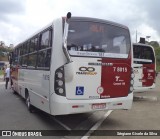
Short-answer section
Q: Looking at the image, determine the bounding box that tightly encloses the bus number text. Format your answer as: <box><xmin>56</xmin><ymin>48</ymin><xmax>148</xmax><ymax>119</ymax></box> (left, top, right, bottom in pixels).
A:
<box><xmin>113</xmin><ymin>67</ymin><xmax>127</xmax><ymax>72</ymax></box>
<box><xmin>43</xmin><ymin>74</ymin><xmax>49</xmax><ymax>80</ymax></box>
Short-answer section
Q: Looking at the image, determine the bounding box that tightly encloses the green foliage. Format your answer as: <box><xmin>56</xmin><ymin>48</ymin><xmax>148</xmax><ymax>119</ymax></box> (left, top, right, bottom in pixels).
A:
<box><xmin>0</xmin><ymin>70</ymin><xmax>3</xmax><ymax>75</ymax></box>
<box><xmin>0</xmin><ymin>46</ymin><xmax>12</xmax><ymax>61</ymax></box>
<box><xmin>149</xmin><ymin>41</ymin><xmax>160</xmax><ymax>48</ymax></box>
<box><xmin>153</xmin><ymin>46</ymin><xmax>160</xmax><ymax>72</ymax></box>
<box><xmin>157</xmin><ymin>65</ymin><xmax>160</xmax><ymax>72</ymax></box>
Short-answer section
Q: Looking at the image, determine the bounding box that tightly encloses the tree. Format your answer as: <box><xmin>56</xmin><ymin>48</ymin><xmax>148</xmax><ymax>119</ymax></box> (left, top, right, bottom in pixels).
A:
<box><xmin>0</xmin><ymin>41</ymin><xmax>13</xmax><ymax>61</ymax></box>
<box><xmin>0</xmin><ymin>41</ymin><xmax>6</xmax><ymax>48</ymax></box>
<box><xmin>154</xmin><ymin>46</ymin><xmax>160</xmax><ymax>72</ymax></box>
<box><xmin>149</xmin><ymin>41</ymin><xmax>160</xmax><ymax>48</ymax></box>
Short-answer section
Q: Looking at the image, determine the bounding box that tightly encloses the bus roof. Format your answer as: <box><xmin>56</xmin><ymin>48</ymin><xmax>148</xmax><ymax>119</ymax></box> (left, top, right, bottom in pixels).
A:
<box><xmin>14</xmin><ymin>16</ymin><xmax>129</xmax><ymax>49</ymax></box>
<box><xmin>14</xmin><ymin>22</ymin><xmax>53</xmax><ymax>49</ymax></box>
<box><xmin>68</xmin><ymin>17</ymin><xmax>129</xmax><ymax>30</ymax></box>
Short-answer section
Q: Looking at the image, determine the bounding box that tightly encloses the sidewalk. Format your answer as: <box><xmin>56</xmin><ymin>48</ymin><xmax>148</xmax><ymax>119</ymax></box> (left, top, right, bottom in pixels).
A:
<box><xmin>0</xmin><ymin>75</ymin><xmax>5</xmax><ymax>84</ymax></box>
<box><xmin>0</xmin><ymin>82</ymin><xmax>5</xmax><ymax>85</ymax></box>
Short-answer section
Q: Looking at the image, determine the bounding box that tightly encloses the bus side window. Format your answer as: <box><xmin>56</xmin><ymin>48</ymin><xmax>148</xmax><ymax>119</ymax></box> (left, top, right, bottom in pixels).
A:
<box><xmin>20</xmin><ymin>45</ymin><xmax>24</xmax><ymax>55</ymax></box>
<box><xmin>28</xmin><ymin>53</ymin><xmax>37</xmax><ymax>68</ymax></box>
<box><xmin>19</xmin><ymin>56</ymin><xmax>23</xmax><ymax>66</ymax></box>
<box><xmin>37</xmin><ymin>49</ymin><xmax>51</xmax><ymax>69</ymax></box>
<box><xmin>23</xmin><ymin>42</ymin><xmax>29</xmax><ymax>54</ymax></box>
<box><xmin>37</xmin><ymin>28</ymin><xmax>52</xmax><ymax>70</ymax></box>
<box><xmin>40</xmin><ymin>30</ymin><xmax>50</xmax><ymax>50</ymax></box>
<box><xmin>21</xmin><ymin>55</ymin><xmax>28</xmax><ymax>67</ymax></box>
<box><xmin>30</xmin><ymin>39</ymin><xmax>35</xmax><ymax>53</ymax></box>
<box><xmin>37</xmin><ymin>51</ymin><xmax>45</xmax><ymax>67</ymax></box>
<box><xmin>30</xmin><ymin>37</ymin><xmax>38</xmax><ymax>53</ymax></box>
<box><xmin>45</xmin><ymin>49</ymin><xmax>51</xmax><ymax>67</ymax></box>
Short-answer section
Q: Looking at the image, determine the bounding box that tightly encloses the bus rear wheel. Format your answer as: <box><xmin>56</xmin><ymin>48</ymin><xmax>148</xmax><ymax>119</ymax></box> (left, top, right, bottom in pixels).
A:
<box><xmin>26</xmin><ymin>94</ymin><xmax>34</xmax><ymax>113</ymax></box>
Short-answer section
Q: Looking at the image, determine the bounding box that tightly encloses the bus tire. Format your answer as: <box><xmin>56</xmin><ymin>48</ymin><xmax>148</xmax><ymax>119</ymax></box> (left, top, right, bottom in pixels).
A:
<box><xmin>25</xmin><ymin>93</ymin><xmax>34</xmax><ymax>113</ymax></box>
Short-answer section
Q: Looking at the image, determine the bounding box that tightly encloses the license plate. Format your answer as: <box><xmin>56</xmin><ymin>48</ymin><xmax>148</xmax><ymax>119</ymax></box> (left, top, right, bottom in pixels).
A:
<box><xmin>92</xmin><ymin>103</ymin><xmax>106</xmax><ymax>110</ymax></box>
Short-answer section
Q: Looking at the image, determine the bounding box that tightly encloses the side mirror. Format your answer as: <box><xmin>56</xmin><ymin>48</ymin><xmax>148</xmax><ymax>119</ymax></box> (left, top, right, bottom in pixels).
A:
<box><xmin>67</xmin><ymin>12</ymin><xmax>71</xmax><ymax>19</ymax></box>
<box><xmin>63</xmin><ymin>12</ymin><xmax>72</xmax><ymax>63</ymax></box>
<box><xmin>65</xmin><ymin>12</ymin><xmax>71</xmax><ymax>23</ymax></box>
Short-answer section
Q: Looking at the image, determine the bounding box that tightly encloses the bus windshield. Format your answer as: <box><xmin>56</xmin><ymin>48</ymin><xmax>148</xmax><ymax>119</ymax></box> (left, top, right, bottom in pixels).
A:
<box><xmin>67</xmin><ymin>21</ymin><xmax>131</xmax><ymax>58</ymax></box>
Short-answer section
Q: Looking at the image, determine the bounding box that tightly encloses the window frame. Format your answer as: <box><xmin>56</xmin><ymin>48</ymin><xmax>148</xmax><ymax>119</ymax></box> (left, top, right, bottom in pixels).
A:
<box><xmin>12</xmin><ymin>26</ymin><xmax>53</xmax><ymax>70</ymax></box>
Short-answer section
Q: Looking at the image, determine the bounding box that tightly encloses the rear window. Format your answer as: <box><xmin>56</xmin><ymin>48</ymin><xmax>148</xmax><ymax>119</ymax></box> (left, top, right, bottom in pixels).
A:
<box><xmin>67</xmin><ymin>21</ymin><xmax>131</xmax><ymax>58</ymax></box>
<box><xmin>133</xmin><ymin>45</ymin><xmax>155</xmax><ymax>64</ymax></box>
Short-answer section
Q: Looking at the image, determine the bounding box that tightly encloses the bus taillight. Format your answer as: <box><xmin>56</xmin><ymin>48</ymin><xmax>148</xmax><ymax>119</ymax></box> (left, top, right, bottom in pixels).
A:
<box><xmin>55</xmin><ymin>66</ymin><xmax>66</xmax><ymax>96</ymax></box>
<box><xmin>129</xmin><ymin>69</ymin><xmax>134</xmax><ymax>93</ymax></box>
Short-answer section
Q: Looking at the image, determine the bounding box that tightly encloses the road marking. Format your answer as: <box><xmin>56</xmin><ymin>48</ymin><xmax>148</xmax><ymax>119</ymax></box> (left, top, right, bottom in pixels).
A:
<box><xmin>81</xmin><ymin>110</ymin><xmax>113</xmax><ymax>139</ymax></box>
<box><xmin>62</xmin><ymin>111</ymin><xmax>112</xmax><ymax>139</ymax></box>
<box><xmin>52</xmin><ymin>117</ymin><xmax>71</xmax><ymax>131</ymax></box>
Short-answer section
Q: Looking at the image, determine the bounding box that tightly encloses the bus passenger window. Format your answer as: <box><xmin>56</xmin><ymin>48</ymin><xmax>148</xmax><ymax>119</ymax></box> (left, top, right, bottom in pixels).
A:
<box><xmin>19</xmin><ymin>57</ymin><xmax>23</xmax><ymax>66</ymax></box>
<box><xmin>37</xmin><ymin>49</ymin><xmax>51</xmax><ymax>69</ymax></box>
<box><xmin>23</xmin><ymin>42</ymin><xmax>29</xmax><ymax>54</ymax></box>
<box><xmin>30</xmin><ymin>37</ymin><xmax>38</xmax><ymax>52</ymax></box>
<box><xmin>20</xmin><ymin>45</ymin><xmax>24</xmax><ymax>55</ymax></box>
<box><xmin>28</xmin><ymin>53</ymin><xmax>37</xmax><ymax>68</ymax></box>
<box><xmin>40</xmin><ymin>30</ymin><xmax>50</xmax><ymax>50</ymax></box>
<box><xmin>22</xmin><ymin>55</ymin><xmax>28</xmax><ymax>67</ymax></box>
<box><xmin>45</xmin><ymin>49</ymin><xmax>51</xmax><ymax>68</ymax></box>
<box><xmin>37</xmin><ymin>51</ymin><xmax>45</xmax><ymax>67</ymax></box>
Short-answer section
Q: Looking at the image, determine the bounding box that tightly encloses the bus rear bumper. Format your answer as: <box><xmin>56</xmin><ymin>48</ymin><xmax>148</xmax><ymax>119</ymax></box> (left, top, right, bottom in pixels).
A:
<box><xmin>50</xmin><ymin>93</ymin><xmax>133</xmax><ymax>115</ymax></box>
<box><xmin>133</xmin><ymin>84</ymin><xmax>155</xmax><ymax>93</ymax></box>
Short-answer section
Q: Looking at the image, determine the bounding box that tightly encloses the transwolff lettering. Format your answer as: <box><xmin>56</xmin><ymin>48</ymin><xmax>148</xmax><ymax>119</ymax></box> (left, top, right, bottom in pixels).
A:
<box><xmin>76</xmin><ymin>72</ymin><xmax>97</xmax><ymax>75</ymax></box>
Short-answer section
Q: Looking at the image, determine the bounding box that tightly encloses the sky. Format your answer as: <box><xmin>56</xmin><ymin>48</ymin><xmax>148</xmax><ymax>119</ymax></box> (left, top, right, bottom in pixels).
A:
<box><xmin>0</xmin><ymin>0</ymin><xmax>160</xmax><ymax>46</ymax></box>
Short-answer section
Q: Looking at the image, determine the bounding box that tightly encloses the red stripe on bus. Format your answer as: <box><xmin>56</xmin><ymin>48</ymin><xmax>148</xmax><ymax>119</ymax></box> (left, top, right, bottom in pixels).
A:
<box><xmin>100</xmin><ymin>55</ymin><xmax>131</xmax><ymax>99</ymax></box>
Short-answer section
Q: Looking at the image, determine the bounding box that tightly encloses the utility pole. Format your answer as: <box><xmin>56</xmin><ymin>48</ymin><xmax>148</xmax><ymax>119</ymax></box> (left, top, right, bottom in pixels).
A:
<box><xmin>136</xmin><ymin>30</ymin><xmax>137</xmax><ymax>43</ymax></box>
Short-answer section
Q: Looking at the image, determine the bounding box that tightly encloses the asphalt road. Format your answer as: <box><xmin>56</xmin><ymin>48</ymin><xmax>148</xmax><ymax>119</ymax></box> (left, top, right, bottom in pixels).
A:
<box><xmin>0</xmin><ymin>82</ymin><xmax>64</xmax><ymax>139</ymax></box>
<box><xmin>0</xmin><ymin>81</ymin><xmax>109</xmax><ymax>139</ymax></box>
<box><xmin>0</xmin><ymin>75</ymin><xmax>160</xmax><ymax>139</ymax></box>
<box><xmin>90</xmin><ymin>74</ymin><xmax>160</xmax><ymax>139</ymax></box>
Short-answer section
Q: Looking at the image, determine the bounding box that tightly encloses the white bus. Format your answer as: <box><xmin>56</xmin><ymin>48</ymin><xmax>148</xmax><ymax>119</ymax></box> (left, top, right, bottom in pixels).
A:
<box><xmin>133</xmin><ymin>43</ymin><xmax>156</xmax><ymax>92</ymax></box>
<box><xmin>10</xmin><ymin>13</ymin><xmax>133</xmax><ymax>115</ymax></box>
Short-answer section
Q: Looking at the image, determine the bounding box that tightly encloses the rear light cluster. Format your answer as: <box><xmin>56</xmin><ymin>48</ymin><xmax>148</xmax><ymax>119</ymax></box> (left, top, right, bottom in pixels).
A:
<box><xmin>54</xmin><ymin>66</ymin><xmax>66</xmax><ymax>96</ymax></box>
<box><xmin>130</xmin><ymin>69</ymin><xmax>135</xmax><ymax>93</ymax></box>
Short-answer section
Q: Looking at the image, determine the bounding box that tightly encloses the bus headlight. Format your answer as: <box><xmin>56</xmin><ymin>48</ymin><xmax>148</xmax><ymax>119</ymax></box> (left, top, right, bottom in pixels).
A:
<box><xmin>55</xmin><ymin>66</ymin><xmax>66</xmax><ymax>96</ymax></box>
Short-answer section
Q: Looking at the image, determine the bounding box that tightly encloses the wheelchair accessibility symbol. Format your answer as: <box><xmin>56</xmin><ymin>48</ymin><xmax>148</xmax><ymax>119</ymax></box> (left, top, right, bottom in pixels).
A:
<box><xmin>76</xmin><ymin>86</ymin><xmax>84</xmax><ymax>95</ymax></box>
